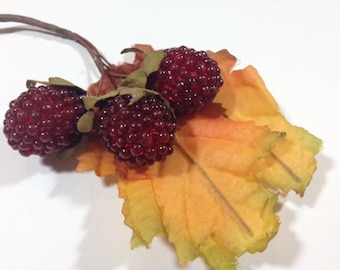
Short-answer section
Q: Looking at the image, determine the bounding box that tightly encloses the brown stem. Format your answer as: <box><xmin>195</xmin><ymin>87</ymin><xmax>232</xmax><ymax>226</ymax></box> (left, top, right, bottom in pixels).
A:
<box><xmin>0</xmin><ymin>14</ymin><xmax>126</xmax><ymax>95</ymax></box>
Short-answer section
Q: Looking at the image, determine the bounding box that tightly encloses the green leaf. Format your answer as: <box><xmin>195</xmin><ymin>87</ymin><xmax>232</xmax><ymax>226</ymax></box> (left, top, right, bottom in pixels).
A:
<box><xmin>118</xmin><ymin>49</ymin><xmax>165</xmax><ymax>89</ymax></box>
<box><xmin>141</xmin><ymin>51</ymin><xmax>166</xmax><ymax>75</ymax></box>
<box><xmin>26</xmin><ymin>77</ymin><xmax>76</xmax><ymax>88</ymax></box>
<box><xmin>82</xmin><ymin>89</ymin><xmax>122</xmax><ymax>110</ymax></box>
<box><xmin>26</xmin><ymin>77</ymin><xmax>86</xmax><ymax>95</ymax></box>
<box><xmin>48</xmin><ymin>77</ymin><xmax>76</xmax><ymax>87</ymax></box>
<box><xmin>119</xmin><ymin>87</ymin><xmax>150</xmax><ymax>105</ymax></box>
<box><xmin>26</xmin><ymin>79</ymin><xmax>49</xmax><ymax>88</ymax></box>
<box><xmin>118</xmin><ymin>69</ymin><xmax>148</xmax><ymax>88</ymax></box>
<box><xmin>77</xmin><ymin>111</ymin><xmax>95</xmax><ymax>133</ymax></box>
<box><xmin>118</xmin><ymin>87</ymin><xmax>160</xmax><ymax>105</ymax></box>
<box><xmin>82</xmin><ymin>96</ymin><xmax>100</xmax><ymax>110</ymax></box>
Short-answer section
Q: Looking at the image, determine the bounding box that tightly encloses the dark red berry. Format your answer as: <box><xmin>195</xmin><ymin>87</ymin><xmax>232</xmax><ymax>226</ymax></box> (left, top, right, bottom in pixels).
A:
<box><xmin>96</xmin><ymin>94</ymin><xmax>177</xmax><ymax>166</ymax></box>
<box><xmin>3</xmin><ymin>85</ymin><xmax>86</xmax><ymax>157</ymax></box>
<box><xmin>146</xmin><ymin>46</ymin><xmax>223</xmax><ymax>116</ymax></box>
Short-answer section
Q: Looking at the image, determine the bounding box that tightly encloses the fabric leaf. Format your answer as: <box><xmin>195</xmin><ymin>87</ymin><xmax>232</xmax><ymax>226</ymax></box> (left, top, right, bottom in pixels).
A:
<box><xmin>208</xmin><ymin>50</ymin><xmax>323</xmax><ymax>195</ymax></box>
<box><xmin>118</xmin><ymin>177</ymin><xmax>165</xmax><ymax>248</ymax></box>
<box><xmin>116</xmin><ymin>110</ymin><xmax>284</xmax><ymax>270</ymax></box>
<box><xmin>75</xmin><ymin>46</ymin><xmax>322</xmax><ymax>270</ymax></box>
<box><xmin>76</xmin><ymin>109</ymin><xmax>284</xmax><ymax>269</ymax></box>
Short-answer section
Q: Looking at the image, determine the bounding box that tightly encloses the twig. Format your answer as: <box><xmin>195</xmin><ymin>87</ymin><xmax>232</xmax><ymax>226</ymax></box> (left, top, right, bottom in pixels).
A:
<box><xmin>0</xmin><ymin>14</ymin><xmax>126</xmax><ymax>95</ymax></box>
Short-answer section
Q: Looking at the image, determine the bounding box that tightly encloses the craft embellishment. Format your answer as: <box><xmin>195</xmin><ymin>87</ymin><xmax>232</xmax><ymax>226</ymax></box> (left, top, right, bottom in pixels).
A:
<box><xmin>1</xmin><ymin>14</ymin><xmax>322</xmax><ymax>270</ymax></box>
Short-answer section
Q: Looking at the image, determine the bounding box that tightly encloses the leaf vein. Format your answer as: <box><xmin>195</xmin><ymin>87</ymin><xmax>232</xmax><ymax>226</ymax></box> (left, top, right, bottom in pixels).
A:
<box><xmin>175</xmin><ymin>141</ymin><xmax>254</xmax><ymax>236</ymax></box>
<box><xmin>271</xmin><ymin>152</ymin><xmax>302</xmax><ymax>183</ymax></box>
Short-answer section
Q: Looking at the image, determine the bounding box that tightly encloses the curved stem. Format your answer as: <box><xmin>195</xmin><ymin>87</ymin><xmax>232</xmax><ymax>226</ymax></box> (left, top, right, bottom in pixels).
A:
<box><xmin>0</xmin><ymin>14</ymin><xmax>126</xmax><ymax>95</ymax></box>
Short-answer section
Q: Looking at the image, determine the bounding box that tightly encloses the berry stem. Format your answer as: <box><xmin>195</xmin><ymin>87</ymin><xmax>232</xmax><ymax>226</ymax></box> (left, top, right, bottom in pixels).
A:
<box><xmin>0</xmin><ymin>14</ymin><xmax>126</xmax><ymax>95</ymax></box>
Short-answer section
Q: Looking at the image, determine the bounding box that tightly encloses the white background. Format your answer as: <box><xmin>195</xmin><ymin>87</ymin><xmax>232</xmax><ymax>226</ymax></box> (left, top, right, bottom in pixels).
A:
<box><xmin>0</xmin><ymin>1</ymin><xmax>339</xmax><ymax>269</ymax></box>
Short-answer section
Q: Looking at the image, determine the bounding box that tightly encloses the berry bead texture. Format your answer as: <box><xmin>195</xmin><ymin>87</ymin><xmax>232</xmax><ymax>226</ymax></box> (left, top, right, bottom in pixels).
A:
<box><xmin>147</xmin><ymin>46</ymin><xmax>223</xmax><ymax>116</ymax></box>
<box><xmin>3</xmin><ymin>85</ymin><xmax>86</xmax><ymax>157</ymax></box>
<box><xmin>96</xmin><ymin>94</ymin><xmax>177</xmax><ymax>167</ymax></box>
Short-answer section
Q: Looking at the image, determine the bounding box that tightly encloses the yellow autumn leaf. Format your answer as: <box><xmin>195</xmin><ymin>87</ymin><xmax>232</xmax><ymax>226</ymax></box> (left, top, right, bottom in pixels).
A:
<box><xmin>119</xmin><ymin>177</ymin><xmax>165</xmax><ymax>248</ymax></box>
<box><xmin>208</xmin><ymin>50</ymin><xmax>323</xmax><ymax>195</ymax></box>
<box><xmin>117</xmin><ymin>110</ymin><xmax>284</xmax><ymax>270</ymax></box>
<box><xmin>118</xmin><ymin>144</ymin><xmax>200</xmax><ymax>265</ymax></box>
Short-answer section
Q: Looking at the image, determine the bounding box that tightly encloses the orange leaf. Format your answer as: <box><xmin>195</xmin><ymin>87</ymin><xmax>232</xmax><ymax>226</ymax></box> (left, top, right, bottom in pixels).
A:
<box><xmin>117</xmin><ymin>109</ymin><xmax>284</xmax><ymax>270</ymax></box>
<box><xmin>208</xmin><ymin>50</ymin><xmax>323</xmax><ymax>195</ymax></box>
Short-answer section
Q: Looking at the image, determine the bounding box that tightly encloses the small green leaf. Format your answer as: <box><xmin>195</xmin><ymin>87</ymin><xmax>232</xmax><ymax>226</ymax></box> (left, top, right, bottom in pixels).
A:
<box><xmin>117</xmin><ymin>87</ymin><xmax>167</xmax><ymax>107</ymax></box>
<box><xmin>26</xmin><ymin>79</ymin><xmax>49</xmax><ymax>88</ymax></box>
<box><xmin>119</xmin><ymin>49</ymin><xmax>165</xmax><ymax>89</ymax></box>
<box><xmin>118</xmin><ymin>87</ymin><xmax>148</xmax><ymax>105</ymax></box>
<box><xmin>82</xmin><ymin>89</ymin><xmax>122</xmax><ymax>110</ymax></box>
<box><xmin>77</xmin><ymin>111</ymin><xmax>95</xmax><ymax>133</ymax></box>
<box><xmin>118</xmin><ymin>69</ymin><xmax>148</xmax><ymax>88</ymax></box>
<box><xmin>48</xmin><ymin>77</ymin><xmax>76</xmax><ymax>87</ymax></box>
<box><xmin>26</xmin><ymin>77</ymin><xmax>86</xmax><ymax>95</ymax></box>
<box><xmin>141</xmin><ymin>51</ymin><xmax>166</xmax><ymax>75</ymax></box>
<box><xmin>82</xmin><ymin>96</ymin><xmax>100</xmax><ymax>110</ymax></box>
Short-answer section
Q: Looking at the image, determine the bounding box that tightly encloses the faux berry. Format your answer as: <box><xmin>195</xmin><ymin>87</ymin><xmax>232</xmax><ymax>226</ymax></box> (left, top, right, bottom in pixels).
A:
<box><xmin>146</xmin><ymin>46</ymin><xmax>223</xmax><ymax>116</ymax></box>
<box><xmin>3</xmin><ymin>85</ymin><xmax>86</xmax><ymax>157</ymax></box>
<box><xmin>96</xmin><ymin>94</ymin><xmax>177</xmax><ymax>166</ymax></box>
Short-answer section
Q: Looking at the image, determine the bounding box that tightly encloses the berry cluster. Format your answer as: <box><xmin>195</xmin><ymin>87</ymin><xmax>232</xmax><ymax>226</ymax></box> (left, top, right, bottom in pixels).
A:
<box><xmin>3</xmin><ymin>46</ymin><xmax>223</xmax><ymax>167</ymax></box>
<box><xmin>96</xmin><ymin>94</ymin><xmax>177</xmax><ymax>166</ymax></box>
<box><xmin>147</xmin><ymin>46</ymin><xmax>223</xmax><ymax>116</ymax></box>
<box><xmin>3</xmin><ymin>85</ymin><xmax>86</xmax><ymax>157</ymax></box>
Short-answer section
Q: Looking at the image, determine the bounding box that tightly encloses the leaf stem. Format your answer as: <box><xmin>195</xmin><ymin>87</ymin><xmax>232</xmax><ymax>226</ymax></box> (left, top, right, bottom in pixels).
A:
<box><xmin>0</xmin><ymin>14</ymin><xmax>126</xmax><ymax>95</ymax></box>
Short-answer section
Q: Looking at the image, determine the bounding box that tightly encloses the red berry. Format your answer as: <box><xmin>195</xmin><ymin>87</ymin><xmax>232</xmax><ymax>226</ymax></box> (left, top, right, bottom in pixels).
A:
<box><xmin>96</xmin><ymin>94</ymin><xmax>177</xmax><ymax>166</ymax></box>
<box><xmin>3</xmin><ymin>85</ymin><xmax>86</xmax><ymax>157</ymax></box>
<box><xmin>146</xmin><ymin>46</ymin><xmax>223</xmax><ymax>116</ymax></box>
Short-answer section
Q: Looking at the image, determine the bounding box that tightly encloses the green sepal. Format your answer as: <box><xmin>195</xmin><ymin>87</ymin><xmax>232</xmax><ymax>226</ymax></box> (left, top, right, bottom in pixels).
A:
<box><xmin>82</xmin><ymin>89</ymin><xmax>121</xmax><ymax>110</ymax></box>
<box><xmin>141</xmin><ymin>51</ymin><xmax>166</xmax><ymax>75</ymax></box>
<box><xmin>118</xmin><ymin>87</ymin><xmax>158</xmax><ymax>105</ymax></box>
<box><xmin>48</xmin><ymin>77</ymin><xmax>77</xmax><ymax>87</ymax></box>
<box><xmin>82</xmin><ymin>87</ymin><xmax>162</xmax><ymax>110</ymax></box>
<box><xmin>26</xmin><ymin>77</ymin><xmax>86</xmax><ymax>94</ymax></box>
<box><xmin>118</xmin><ymin>48</ymin><xmax>165</xmax><ymax>89</ymax></box>
<box><xmin>118</xmin><ymin>87</ymin><xmax>173</xmax><ymax>117</ymax></box>
<box><xmin>118</xmin><ymin>69</ymin><xmax>148</xmax><ymax>88</ymax></box>
<box><xmin>82</xmin><ymin>96</ymin><xmax>100</xmax><ymax>111</ymax></box>
<box><xmin>121</xmin><ymin>48</ymin><xmax>165</xmax><ymax>75</ymax></box>
<box><xmin>77</xmin><ymin>110</ymin><xmax>95</xmax><ymax>133</ymax></box>
<box><xmin>26</xmin><ymin>79</ymin><xmax>48</xmax><ymax>88</ymax></box>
